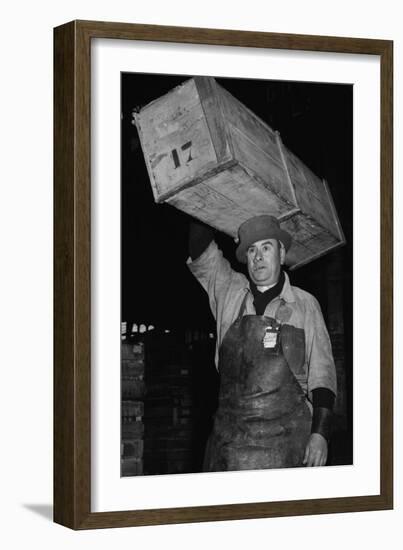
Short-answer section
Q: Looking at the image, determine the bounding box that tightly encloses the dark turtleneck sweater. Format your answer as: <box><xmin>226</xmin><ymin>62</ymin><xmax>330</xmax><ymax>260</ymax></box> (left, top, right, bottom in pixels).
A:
<box><xmin>249</xmin><ymin>270</ymin><xmax>285</xmax><ymax>315</ymax></box>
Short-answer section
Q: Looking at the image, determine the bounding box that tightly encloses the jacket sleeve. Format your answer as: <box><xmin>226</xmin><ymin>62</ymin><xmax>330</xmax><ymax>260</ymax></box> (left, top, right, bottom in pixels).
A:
<box><xmin>187</xmin><ymin>240</ymin><xmax>239</xmax><ymax>321</ymax></box>
<box><xmin>304</xmin><ymin>296</ymin><xmax>337</xmax><ymax>398</ymax></box>
<box><xmin>187</xmin><ymin>240</ymin><xmax>248</xmax><ymax>368</ymax></box>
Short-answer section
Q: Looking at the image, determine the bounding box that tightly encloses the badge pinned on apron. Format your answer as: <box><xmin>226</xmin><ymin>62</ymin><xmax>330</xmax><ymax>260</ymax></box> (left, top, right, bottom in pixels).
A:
<box><xmin>262</xmin><ymin>321</ymin><xmax>281</xmax><ymax>353</ymax></box>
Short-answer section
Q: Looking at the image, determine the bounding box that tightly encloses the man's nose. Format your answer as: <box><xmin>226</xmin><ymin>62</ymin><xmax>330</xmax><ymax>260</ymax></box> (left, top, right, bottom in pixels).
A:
<box><xmin>254</xmin><ymin>249</ymin><xmax>263</xmax><ymax>261</ymax></box>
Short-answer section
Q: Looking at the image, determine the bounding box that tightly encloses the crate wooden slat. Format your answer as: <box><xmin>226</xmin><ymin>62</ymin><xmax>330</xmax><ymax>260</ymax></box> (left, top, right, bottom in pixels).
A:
<box><xmin>134</xmin><ymin>77</ymin><xmax>345</xmax><ymax>269</ymax></box>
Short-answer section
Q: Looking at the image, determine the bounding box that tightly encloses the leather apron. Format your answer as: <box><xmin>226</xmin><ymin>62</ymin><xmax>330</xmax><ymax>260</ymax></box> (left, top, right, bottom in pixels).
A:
<box><xmin>203</xmin><ymin>294</ymin><xmax>312</xmax><ymax>472</ymax></box>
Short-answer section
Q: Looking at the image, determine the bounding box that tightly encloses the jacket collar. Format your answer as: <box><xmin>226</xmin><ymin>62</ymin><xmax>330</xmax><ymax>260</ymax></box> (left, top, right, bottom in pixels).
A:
<box><xmin>280</xmin><ymin>272</ymin><xmax>296</xmax><ymax>303</ymax></box>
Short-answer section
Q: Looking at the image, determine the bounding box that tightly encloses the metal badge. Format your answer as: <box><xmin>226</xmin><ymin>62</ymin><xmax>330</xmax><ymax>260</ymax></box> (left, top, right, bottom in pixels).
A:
<box><xmin>263</xmin><ymin>325</ymin><xmax>280</xmax><ymax>351</ymax></box>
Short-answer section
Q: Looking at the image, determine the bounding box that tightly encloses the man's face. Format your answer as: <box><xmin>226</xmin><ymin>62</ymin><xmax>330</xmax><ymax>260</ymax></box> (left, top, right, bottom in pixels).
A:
<box><xmin>246</xmin><ymin>239</ymin><xmax>285</xmax><ymax>287</ymax></box>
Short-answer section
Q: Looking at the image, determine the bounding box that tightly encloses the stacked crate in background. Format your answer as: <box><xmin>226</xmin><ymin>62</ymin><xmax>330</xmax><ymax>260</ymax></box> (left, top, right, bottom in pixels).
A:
<box><xmin>143</xmin><ymin>331</ymin><xmax>197</xmax><ymax>475</ymax></box>
<box><xmin>121</xmin><ymin>341</ymin><xmax>145</xmax><ymax>476</ymax></box>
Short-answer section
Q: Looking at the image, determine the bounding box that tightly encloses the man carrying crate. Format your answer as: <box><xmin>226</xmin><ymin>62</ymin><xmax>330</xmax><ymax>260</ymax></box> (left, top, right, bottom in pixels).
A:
<box><xmin>188</xmin><ymin>215</ymin><xmax>337</xmax><ymax>472</ymax></box>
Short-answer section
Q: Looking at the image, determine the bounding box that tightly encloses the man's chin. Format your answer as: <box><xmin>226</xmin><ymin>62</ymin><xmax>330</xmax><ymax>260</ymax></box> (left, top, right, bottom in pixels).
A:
<box><xmin>248</xmin><ymin>267</ymin><xmax>273</xmax><ymax>285</ymax></box>
<box><xmin>253</xmin><ymin>269</ymin><xmax>269</xmax><ymax>279</ymax></box>
<box><xmin>251</xmin><ymin>274</ymin><xmax>270</xmax><ymax>285</ymax></box>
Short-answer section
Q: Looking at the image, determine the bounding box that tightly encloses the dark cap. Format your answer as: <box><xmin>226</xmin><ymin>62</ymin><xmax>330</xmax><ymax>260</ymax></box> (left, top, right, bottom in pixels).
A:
<box><xmin>235</xmin><ymin>215</ymin><xmax>292</xmax><ymax>263</ymax></box>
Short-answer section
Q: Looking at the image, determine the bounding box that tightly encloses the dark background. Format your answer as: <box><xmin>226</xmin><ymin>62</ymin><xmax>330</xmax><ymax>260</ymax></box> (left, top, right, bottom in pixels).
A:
<box><xmin>121</xmin><ymin>73</ymin><xmax>353</xmax><ymax>475</ymax></box>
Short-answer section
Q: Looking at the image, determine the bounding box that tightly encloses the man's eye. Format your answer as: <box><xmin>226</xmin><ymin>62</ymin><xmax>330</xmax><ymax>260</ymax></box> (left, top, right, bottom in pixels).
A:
<box><xmin>248</xmin><ymin>248</ymin><xmax>255</xmax><ymax>255</ymax></box>
<box><xmin>262</xmin><ymin>245</ymin><xmax>270</xmax><ymax>252</ymax></box>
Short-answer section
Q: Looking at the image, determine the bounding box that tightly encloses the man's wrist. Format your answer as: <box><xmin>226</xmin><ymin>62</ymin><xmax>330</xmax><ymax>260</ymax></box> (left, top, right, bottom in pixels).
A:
<box><xmin>311</xmin><ymin>406</ymin><xmax>333</xmax><ymax>441</ymax></box>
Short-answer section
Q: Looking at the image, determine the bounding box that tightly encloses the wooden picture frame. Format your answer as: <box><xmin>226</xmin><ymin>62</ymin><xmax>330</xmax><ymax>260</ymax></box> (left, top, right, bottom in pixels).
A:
<box><xmin>54</xmin><ymin>20</ymin><xmax>393</xmax><ymax>529</ymax></box>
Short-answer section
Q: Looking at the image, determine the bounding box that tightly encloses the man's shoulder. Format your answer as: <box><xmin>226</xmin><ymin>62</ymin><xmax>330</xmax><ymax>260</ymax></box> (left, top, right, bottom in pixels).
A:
<box><xmin>288</xmin><ymin>283</ymin><xmax>320</xmax><ymax>309</ymax></box>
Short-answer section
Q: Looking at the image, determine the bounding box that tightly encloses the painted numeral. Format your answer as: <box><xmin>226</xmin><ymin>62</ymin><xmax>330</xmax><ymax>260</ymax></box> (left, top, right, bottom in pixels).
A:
<box><xmin>171</xmin><ymin>141</ymin><xmax>194</xmax><ymax>169</ymax></box>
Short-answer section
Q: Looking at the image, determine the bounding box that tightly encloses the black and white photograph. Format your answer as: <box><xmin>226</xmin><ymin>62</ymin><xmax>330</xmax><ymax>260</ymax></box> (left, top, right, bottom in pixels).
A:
<box><xmin>2</xmin><ymin>0</ymin><xmax>398</xmax><ymax>543</ymax></box>
<box><xmin>120</xmin><ymin>73</ymin><xmax>353</xmax><ymax>477</ymax></box>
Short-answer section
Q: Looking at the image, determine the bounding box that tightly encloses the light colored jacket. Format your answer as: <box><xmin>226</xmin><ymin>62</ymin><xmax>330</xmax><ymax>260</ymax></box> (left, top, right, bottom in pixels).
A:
<box><xmin>188</xmin><ymin>241</ymin><xmax>337</xmax><ymax>400</ymax></box>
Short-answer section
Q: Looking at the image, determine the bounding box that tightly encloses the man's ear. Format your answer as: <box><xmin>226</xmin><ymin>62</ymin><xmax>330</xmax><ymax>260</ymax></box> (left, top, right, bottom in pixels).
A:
<box><xmin>279</xmin><ymin>241</ymin><xmax>286</xmax><ymax>265</ymax></box>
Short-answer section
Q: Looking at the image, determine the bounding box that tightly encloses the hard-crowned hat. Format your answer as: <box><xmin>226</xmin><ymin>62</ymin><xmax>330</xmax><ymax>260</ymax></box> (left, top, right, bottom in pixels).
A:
<box><xmin>235</xmin><ymin>215</ymin><xmax>292</xmax><ymax>263</ymax></box>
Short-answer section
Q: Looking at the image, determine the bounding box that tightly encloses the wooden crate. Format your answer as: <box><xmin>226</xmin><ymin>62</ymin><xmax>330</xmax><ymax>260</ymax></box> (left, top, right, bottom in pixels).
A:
<box><xmin>134</xmin><ymin>77</ymin><xmax>345</xmax><ymax>269</ymax></box>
